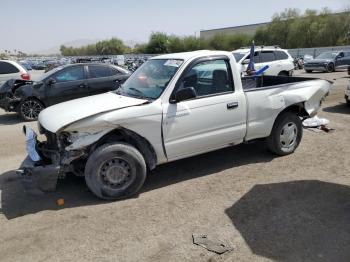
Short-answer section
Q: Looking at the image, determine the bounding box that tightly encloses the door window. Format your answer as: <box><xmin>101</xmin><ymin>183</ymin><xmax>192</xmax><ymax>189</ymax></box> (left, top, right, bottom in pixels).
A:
<box><xmin>88</xmin><ymin>65</ymin><xmax>115</xmax><ymax>78</ymax></box>
<box><xmin>177</xmin><ymin>59</ymin><xmax>234</xmax><ymax>97</ymax></box>
<box><xmin>260</xmin><ymin>51</ymin><xmax>276</xmax><ymax>63</ymax></box>
<box><xmin>0</xmin><ymin>62</ymin><xmax>20</xmax><ymax>74</ymax></box>
<box><xmin>54</xmin><ymin>67</ymin><xmax>85</xmax><ymax>82</ymax></box>
<box><xmin>246</xmin><ymin>51</ymin><xmax>260</xmax><ymax>63</ymax></box>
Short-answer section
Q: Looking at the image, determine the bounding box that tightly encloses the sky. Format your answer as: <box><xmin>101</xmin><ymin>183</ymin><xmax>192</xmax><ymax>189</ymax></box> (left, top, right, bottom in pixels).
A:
<box><xmin>0</xmin><ymin>0</ymin><xmax>349</xmax><ymax>53</ymax></box>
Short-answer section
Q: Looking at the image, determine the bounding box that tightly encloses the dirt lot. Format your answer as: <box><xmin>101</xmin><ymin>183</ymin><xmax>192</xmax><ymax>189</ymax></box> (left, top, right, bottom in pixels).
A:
<box><xmin>0</xmin><ymin>70</ymin><xmax>350</xmax><ymax>262</ymax></box>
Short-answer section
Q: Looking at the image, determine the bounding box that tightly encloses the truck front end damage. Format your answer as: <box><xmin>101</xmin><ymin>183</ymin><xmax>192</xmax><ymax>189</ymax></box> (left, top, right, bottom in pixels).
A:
<box><xmin>17</xmin><ymin>124</ymin><xmax>111</xmax><ymax>195</ymax></box>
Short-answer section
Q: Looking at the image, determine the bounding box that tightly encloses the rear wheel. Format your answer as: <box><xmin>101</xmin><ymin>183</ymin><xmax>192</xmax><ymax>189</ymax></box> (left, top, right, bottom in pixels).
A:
<box><xmin>85</xmin><ymin>143</ymin><xmax>147</xmax><ymax>200</ymax></box>
<box><xmin>18</xmin><ymin>98</ymin><xmax>44</xmax><ymax>121</ymax></box>
<box><xmin>267</xmin><ymin>112</ymin><xmax>303</xmax><ymax>156</ymax></box>
<box><xmin>305</xmin><ymin>70</ymin><xmax>313</xmax><ymax>73</ymax></box>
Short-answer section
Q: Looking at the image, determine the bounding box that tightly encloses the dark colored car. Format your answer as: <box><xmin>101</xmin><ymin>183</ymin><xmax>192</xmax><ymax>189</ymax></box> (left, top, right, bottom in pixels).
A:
<box><xmin>304</xmin><ymin>51</ymin><xmax>350</xmax><ymax>73</ymax></box>
<box><xmin>31</xmin><ymin>61</ymin><xmax>46</xmax><ymax>70</ymax></box>
<box><xmin>0</xmin><ymin>63</ymin><xmax>131</xmax><ymax>121</ymax></box>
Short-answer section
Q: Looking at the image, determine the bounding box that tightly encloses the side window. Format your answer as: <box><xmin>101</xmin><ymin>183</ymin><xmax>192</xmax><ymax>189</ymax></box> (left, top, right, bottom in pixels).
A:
<box><xmin>246</xmin><ymin>51</ymin><xmax>260</xmax><ymax>63</ymax></box>
<box><xmin>88</xmin><ymin>65</ymin><xmax>115</xmax><ymax>78</ymax></box>
<box><xmin>0</xmin><ymin>62</ymin><xmax>20</xmax><ymax>74</ymax></box>
<box><xmin>54</xmin><ymin>67</ymin><xmax>85</xmax><ymax>82</ymax></box>
<box><xmin>260</xmin><ymin>51</ymin><xmax>276</xmax><ymax>63</ymax></box>
<box><xmin>178</xmin><ymin>59</ymin><xmax>234</xmax><ymax>97</ymax></box>
<box><xmin>275</xmin><ymin>51</ymin><xmax>289</xmax><ymax>60</ymax></box>
<box><xmin>110</xmin><ymin>67</ymin><xmax>122</xmax><ymax>75</ymax></box>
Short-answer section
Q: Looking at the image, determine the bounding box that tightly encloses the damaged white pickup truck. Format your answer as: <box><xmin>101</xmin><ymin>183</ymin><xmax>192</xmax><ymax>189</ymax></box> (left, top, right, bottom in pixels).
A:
<box><xmin>18</xmin><ymin>50</ymin><xmax>331</xmax><ymax>199</ymax></box>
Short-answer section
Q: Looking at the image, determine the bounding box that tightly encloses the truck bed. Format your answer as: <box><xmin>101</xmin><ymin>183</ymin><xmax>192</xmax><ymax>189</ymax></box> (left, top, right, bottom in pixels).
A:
<box><xmin>242</xmin><ymin>75</ymin><xmax>331</xmax><ymax>142</ymax></box>
<box><xmin>242</xmin><ymin>75</ymin><xmax>318</xmax><ymax>91</ymax></box>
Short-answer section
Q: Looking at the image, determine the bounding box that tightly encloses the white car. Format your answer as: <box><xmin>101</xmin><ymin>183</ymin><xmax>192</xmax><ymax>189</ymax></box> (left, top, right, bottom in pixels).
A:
<box><xmin>345</xmin><ymin>81</ymin><xmax>350</xmax><ymax>106</ymax></box>
<box><xmin>17</xmin><ymin>50</ymin><xmax>330</xmax><ymax>199</ymax></box>
<box><xmin>0</xmin><ymin>60</ymin><xmax>30</xmax><ymax>86</ymax></box>
<box><xmin>233</xmin><ymin>46</ymin><xmax>294</xmax><ymax>76</ymax></box>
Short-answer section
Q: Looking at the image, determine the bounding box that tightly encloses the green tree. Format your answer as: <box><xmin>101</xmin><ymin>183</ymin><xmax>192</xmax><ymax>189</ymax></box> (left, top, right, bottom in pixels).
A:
<box><xmin>145</xmin><ymin>32</ymin><xmax>169</xmax><ymax>54</ymax></box>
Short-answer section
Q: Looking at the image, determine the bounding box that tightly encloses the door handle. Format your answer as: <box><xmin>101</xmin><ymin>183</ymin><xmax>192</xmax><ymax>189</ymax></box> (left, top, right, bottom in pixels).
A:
<box><xmin>227</xmin><ymin>102</ymin><xmax>238</xmax><ymax>110</ymax></box>
<box><xmin>79</xmin><ymin>83</ymin><xmax>87</xmax><ymax>88</ymax></box>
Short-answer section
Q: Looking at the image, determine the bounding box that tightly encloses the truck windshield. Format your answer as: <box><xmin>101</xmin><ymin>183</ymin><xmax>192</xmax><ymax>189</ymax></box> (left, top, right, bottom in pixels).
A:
<box><xmin>119</xmin><ymin>59</ymin><xmax>183</xmax><ymax>100</ymax></box>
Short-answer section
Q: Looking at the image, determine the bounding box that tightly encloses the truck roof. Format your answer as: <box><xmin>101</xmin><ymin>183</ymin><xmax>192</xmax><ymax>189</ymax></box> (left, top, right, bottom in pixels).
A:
<box><xmin>151</xmin><ymin>50</ymin><xmax>233</xmax><ymax>61</ymax></box>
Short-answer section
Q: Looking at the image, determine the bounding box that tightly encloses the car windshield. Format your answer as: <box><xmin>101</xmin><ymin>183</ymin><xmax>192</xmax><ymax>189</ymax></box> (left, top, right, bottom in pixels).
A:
<box><xmin>33</xmin><ymin>67</ymin><xmax>63</xmax><ymax>82</ymax></box>
<box><xmin>233</xmin><ymin>52</ymin><xmax>246</xmax><ymax>62</ymax></box>
<box><xmin>316</xmin><ymin>52</ymin><xmax>338</xmax><ymax>59</ymax></box>
<box><xmin>118</xmin><ymin>59</ymin><xmax>183</xmax><ymax>100</ymax></box>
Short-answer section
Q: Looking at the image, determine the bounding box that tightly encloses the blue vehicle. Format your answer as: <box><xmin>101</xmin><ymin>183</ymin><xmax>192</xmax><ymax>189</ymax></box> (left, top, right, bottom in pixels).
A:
<box><xmin>304</xmin><ymin>51</ymin><xmax>350</xmax><ymax>73</ymax></box>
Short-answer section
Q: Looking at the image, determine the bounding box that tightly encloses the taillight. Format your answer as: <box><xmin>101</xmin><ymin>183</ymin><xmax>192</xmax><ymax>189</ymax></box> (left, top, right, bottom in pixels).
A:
<box><xmin>21</xmin><ymin>73</ymin><xmax>30</xmax><ymax>80</ymax></box>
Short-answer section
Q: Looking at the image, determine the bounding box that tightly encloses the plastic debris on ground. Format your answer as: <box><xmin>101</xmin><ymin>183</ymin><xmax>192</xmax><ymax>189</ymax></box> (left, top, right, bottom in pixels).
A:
<box><xmin>192</xmin><ymin>234</ymin><xmax>233</xmax><ymax>255</ymax></box>
<box><xmin>302</xmin><ymin>115</ymin><xmax>334</xmax><ymax>133</ymax></box>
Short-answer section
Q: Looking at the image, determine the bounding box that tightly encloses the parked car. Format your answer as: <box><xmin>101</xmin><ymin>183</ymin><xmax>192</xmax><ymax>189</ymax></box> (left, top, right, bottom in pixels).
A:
<box><xmin>0</xmin><ymin>63</ymin><xmax>130</xmax><ymax>120</ymax></box>
<box><xmin>232</xmin><ymin>46</ymin><xmax>294</xmax><ymax>76</ymax></box>
<box><xmin>31</xmin><ymin>61</ymin><xmax>46</xmax><ymax>70</ymax></box>
<box><xmin>17</xmin><ymin>50</ymin><xmax>331</xmax><ymax>199</ymax></box>
<box><xmin>0</xmin><ymin>60</ymin><xmax>30</xmax><ymax>86</ymax></box>
<box><xmin>345</xmin><ymin>81</ymin><xmax>350</xmax><ymax>106</ymax></box>
<box><xmin>19</xmin><ymin>61</ymin><xmax>33</xmax><ymax>71</ymax></box>
<box><xmin>304</xmin><ymin>51</ymin><xmax>350</xmax><ymax>73</ymax></box>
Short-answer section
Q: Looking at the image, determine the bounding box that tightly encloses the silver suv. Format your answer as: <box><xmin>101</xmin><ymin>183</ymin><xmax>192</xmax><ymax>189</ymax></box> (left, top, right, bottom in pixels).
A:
<box><xmin>0</xmin><ymin>60</ymin><xmax>30</xmax><ymax>85</ymax></box>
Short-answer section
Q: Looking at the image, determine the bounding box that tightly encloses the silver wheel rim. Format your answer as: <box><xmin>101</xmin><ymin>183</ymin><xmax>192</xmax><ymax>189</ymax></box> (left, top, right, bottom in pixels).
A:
<box><xmin>280</xmin><ymin>122</ymin><xmax>298</xmax><ymax>150</ymax></box>
<box><xmin>99</xmin><ymin>158</ymin><xmax>134</xmax><ymax>190</ymax></box>
<box><xmin>21</xmin><ymin>100</ymin><xmax>43</xmax><ymax>120</ymax></box>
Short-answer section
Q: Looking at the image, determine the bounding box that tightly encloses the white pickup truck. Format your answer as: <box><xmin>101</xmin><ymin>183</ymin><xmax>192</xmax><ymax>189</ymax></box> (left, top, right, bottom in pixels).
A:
<box><xmin>18</xmin><ymin>50</ymin><xmax>331</xmax><ymax>199</ymax></box>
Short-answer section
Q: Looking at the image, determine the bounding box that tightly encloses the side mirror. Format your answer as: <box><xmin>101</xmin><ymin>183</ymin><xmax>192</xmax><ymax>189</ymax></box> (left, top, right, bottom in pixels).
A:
<box><xmin>47</xmin><ymin>78</ymin><xmax>56</xmax><ymax>85</ymax></box>
<box><xmin>172</xmin><ymin>87</ymin><xmax>197</xmax><ymax>103</ymax></box>
<box><xmin>242</xmin><ymin>59</ymin><xmax>250</xmax><ymax>65</ymax></box>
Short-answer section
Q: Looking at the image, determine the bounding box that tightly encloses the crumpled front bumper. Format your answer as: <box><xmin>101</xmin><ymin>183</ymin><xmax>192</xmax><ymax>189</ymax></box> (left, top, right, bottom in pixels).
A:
<box><xmin>16</xmin><ymin>156</ymin><xmax>60</xmax><ymax>195</ymax></box>
<box><xmin>0</xmin><ymin>92</ymin><xmax>20</xmax><ymax>112</ymax></box>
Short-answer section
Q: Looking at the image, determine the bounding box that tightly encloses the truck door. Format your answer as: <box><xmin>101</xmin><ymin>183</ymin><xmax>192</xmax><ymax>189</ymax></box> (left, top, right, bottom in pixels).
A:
<box><xmin>162</xmin><ymin>57</ymin><xmax>247</xmax><ymax>161</ymax></box>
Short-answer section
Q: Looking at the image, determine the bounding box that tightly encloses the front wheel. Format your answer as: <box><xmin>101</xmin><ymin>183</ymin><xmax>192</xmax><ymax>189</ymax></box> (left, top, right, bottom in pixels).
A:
<box><xmin>85</xmin><ymin>143</ymin><xmax>147</xmax><ymax>200</ymax></box>
<box><xmin>267</xmin><ymin>112</ymin><xmax>303</xmax><ymax>156</ymax></box>
<box><xmin>18</xmin><ymin>98</ymin><xmax>44</xmax><ymax>121</ymax></box>
<box><xmin>326</xmin><ymin>63</ymin><xmax>335</xmax><ymax>73</ymax></box>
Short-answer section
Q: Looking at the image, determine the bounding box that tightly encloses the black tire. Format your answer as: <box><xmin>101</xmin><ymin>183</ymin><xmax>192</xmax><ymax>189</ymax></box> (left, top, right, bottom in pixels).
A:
<box><xmin>18</xmin><ymin>98</ymin><xmax>44</xmax><ymax>121</ymax></box>
<box><xmin>278</xmin><ymin>71</ymin><xmax>289</xmax><ymax>76</ymax></box>
<box><xmin>305</xmin><ymin>70</ymin><xmax>313</xmax><ymax>73</ymax></box>
<box><xmin>347</xmin><ymin>66</ymin><xmax>350</xmax><ymax>76</ymax></box>
<box><xmin>267</xmin><ymin>112</ymin><xmax>303</xmax><ymax>156</ymax></box>
<box><xmin>326</xmin><ymin>63</ymin><xmax>335</xmax><ymax>73</ymax></box>
<box><xmin>85</xmin><ymin>143</ymin><xmax>147</xmax><ymax>200</ymax></box>
<box><xmin>346</xmin><ymin>99</ymin><xmax>350</xmax><ymax>107</ymax></box>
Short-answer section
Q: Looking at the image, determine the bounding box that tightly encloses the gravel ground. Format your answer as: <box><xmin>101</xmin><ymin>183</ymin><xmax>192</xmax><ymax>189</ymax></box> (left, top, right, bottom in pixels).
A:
<box><xmin>0</xmin><ymin>70</ymin><xmax>349</xmax><ymax>262</ymax></box>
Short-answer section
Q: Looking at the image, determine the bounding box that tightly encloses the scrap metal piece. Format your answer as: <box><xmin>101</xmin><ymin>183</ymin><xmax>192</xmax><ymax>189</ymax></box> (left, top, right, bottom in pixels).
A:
<box><xmin>192</xmin><ymin>234</ymin><xmax>233</xmax><ymax>254</ymax></box>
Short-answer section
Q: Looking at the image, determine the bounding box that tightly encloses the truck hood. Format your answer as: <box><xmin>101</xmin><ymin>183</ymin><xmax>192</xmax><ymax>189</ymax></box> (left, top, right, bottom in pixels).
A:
<box><xmin>38</xmin><ymin>92</ymin><xmax>147</xmax><ymax>133</ymax></box>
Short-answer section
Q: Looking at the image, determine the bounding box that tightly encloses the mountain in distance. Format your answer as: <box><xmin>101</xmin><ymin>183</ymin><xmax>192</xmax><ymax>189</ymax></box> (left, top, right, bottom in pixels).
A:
<box><xmin>33</xmin><ymin>38</ymin><xmax>102</xmax><ymax>55</ymax></box>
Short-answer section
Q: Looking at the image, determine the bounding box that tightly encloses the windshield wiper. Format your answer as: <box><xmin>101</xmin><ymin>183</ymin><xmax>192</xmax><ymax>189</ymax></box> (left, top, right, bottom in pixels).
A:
<box><xmin>128</xmin><ymin>87</ymin><xmax>150</xmax><ymax>100</ymax></box>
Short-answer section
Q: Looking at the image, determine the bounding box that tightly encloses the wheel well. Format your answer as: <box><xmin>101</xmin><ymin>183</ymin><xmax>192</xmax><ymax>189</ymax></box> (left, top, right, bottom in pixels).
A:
<box><xmin>277</xmin><ymin>103</ymin><xmax>309</xmax><ymax>119</ymax></box>
<box><xmin>92</xmin><ymin>128</ymin><xmax>157</xmax><ymax>170</ymax></box>
<box><xmin>278</xmin><ymin>71</ymin><xmax>289</xmax><ymax>76</ymax></box>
